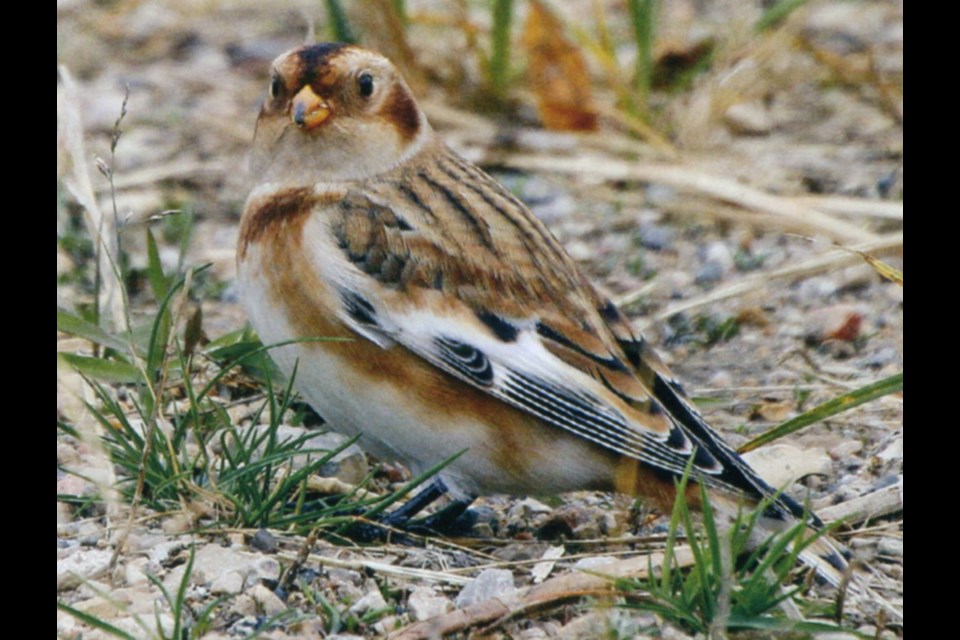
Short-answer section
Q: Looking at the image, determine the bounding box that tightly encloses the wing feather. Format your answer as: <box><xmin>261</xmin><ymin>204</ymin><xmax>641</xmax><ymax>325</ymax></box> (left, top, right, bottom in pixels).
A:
<box><xmin>319</xmin><ymin>143</ymin><xmax>796</xmax><ymax>512</ymax></box>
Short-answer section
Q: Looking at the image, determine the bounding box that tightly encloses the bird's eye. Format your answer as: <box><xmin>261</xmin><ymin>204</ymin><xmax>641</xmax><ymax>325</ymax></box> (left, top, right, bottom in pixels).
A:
<box><xmin>270</xmin><ymin>77</ymin><xmax>282</xmax><ymax>99</ymax></box>
<box><xmin>358</xmin><ymin>73</ymin><xmax>374</xmax><ymax>98</ymax></box>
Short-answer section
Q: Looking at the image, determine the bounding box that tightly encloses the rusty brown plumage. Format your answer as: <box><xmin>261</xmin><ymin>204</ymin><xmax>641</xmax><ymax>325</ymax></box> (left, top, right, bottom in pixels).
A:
<box><xmin>236</xmin><ymin>43</ymin><xmax>865</xmax><ymax>594</ymax></box>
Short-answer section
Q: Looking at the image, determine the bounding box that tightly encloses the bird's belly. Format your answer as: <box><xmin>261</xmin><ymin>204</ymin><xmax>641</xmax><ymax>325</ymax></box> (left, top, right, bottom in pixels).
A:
<box><xmin>238</xmin><ymin>254</ymin><xmax>617</xmax><ymax>498</ymax></box>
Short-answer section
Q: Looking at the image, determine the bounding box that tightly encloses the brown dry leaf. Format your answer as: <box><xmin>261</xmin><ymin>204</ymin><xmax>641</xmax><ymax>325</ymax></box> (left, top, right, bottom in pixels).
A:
<box><xmin>521</xmin><ymin>1</ymin><xmax>598</xmax><ymax>131</ymax></box>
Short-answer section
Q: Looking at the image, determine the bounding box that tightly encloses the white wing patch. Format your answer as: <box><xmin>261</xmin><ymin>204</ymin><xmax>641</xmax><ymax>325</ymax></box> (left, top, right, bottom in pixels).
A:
<box><xmin>332</xmin><ymin>290</ymin><xmax>727</xmax><ymax>483</ymax></box>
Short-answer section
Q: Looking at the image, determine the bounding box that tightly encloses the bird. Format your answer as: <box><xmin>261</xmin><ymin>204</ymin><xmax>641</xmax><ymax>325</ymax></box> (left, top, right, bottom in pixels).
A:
<box><xmin>237</xmin><ymin>42</ymin><xmax>850</xmax><ymax>587</ymax></box>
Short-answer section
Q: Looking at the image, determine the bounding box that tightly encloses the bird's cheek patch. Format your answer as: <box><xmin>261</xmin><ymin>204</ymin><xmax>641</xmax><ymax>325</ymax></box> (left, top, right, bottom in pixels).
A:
<box><xmin>378</xmin><ymin>84</ymin><xmax>420</xmax><ymax>142</ymax></box>
<box><xmin>292</xmin><ymin>85</ymin><xmax>332</xmax><ymax>130</ymax></box>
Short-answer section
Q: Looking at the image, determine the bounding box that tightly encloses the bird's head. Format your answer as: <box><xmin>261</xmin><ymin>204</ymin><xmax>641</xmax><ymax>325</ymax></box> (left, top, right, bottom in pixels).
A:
<box><xmin>251</xmin><ymin>43</ymin><xmax>432</xmax><ymax>184</ymax></box>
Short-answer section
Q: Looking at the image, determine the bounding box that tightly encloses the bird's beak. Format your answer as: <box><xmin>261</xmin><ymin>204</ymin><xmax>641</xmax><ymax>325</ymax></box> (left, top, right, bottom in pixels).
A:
<box><xmin>292</xmin><ymin>85</ymin><xmax>331</xmax><ymax>130</ymax></box>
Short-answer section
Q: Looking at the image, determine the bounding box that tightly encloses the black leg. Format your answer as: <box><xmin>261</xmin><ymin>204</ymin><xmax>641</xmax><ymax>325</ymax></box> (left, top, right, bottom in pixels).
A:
<box><xmin>380</xmin><ymin>477</ymin><xmax>453</xmax><ymax>528</ymax></box>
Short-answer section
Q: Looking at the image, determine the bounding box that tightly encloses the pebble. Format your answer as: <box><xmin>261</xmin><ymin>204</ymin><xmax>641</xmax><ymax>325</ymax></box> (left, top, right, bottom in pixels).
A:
<box><xmin>373</xmin><ymin>616</ymin><xmax>400</xmax><ymax>635</ymax></box>
<box><xmin>228</xmin><ymin>594</ymin><xmax>257</xmax><ymax>618</ymax></box>
<box><xmin>123</xmin><ymin>557</ymin><xmax>151</xmax><ymax>586</ymax></box>
<box><xmin>455</xmin><ymin>569</ymin><xmax>516</xmax><ymax>608</ymax></box>
<box><xmin>572</xmin><ymin>556</ymin><xmax>618</xmax><ymax>571</ymax></box>
<box><xmin>741</xmin><ymin>444</ymin><xmax>832</xmax><ymax>488</ymax></box>
<box><xmin>210</xmin><ymin>570</ymin><xmax>245</xmax><ymax>595</ymax></box>
<box><xmin>57</xmin><ymin>548</ymin><xmax>112</xmax><ymax>591</ymax></box>
<box><xmin>637</xmin><ymin>223</ymin><xmax>674</xmax><ymax>251</ymax></box>
<box><xmin>406</xmin><ymin>586</ymin><xmax>453</xmax><ymax>621</ymax></box>
<box><xmin>796</xmin><ymin>277</ymin><xmax>839</xmax><ymax>304</ymax></box>
<box><xmin>829</xmin><ymin>440</ymin><xmax>864</xmax><ymax>460</ymax></box>
<box><xmin>53</xmin><ymin>506</ymin><xmax>75</xmax><ymax>536</ymax></box>
<box><xmin>724</xmin><ymin>101</ymin><xmax>773</xmax><ymax>135</ymax></box>
<box><xmin>877</xmin><ymin>537</ymin><xmax>903</xmax><ymax>557</ymax></box>
<box><xmin>348</xmin><ymin>585</ymin><xmax>388</xmax><ymax>615</ymax></box>
<box><xmin>248</xmin><ymin>584</ymin><xmax>285</xmax><ymax>615</ymax></box>
<box><xmin>877</xmin><ymin>437</ymin><xmax>903</xmax><ymax>463</ymax></box>
<box><xmin>248</xmin><ymin>528</ymin><xmax>277</xmax><ymax>554</ymax></box>
<box><xmin>804</xmin><ymin>304</ymin><xmax>864</xmax><ymax>344</ymax></box>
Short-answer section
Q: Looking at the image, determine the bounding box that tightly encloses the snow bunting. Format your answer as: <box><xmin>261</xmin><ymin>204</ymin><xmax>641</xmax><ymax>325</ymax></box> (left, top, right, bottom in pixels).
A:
<box><xmin>237</xmin><ymin>43</ymin><xmax>849</xmax><ymax>584</ymax></box>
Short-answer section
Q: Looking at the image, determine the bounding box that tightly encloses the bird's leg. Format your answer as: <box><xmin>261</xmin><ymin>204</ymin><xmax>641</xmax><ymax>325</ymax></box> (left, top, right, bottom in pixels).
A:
<box><xmin>380</xmin><ymin>477</ymin><xmax>454</xmax><ymax>527</ymax></box>
<box><xmin>349</xmin><ymin>477</ymin><xmax>478</xmax><ymax>542</ymax></box>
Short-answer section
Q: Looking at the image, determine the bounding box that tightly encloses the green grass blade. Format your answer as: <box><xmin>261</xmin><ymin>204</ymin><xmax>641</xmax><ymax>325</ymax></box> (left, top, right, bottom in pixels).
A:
<box><xmin>739</xmin><ymin>373</ymin><xmax>903</xmax><ymax>453</ymax></box>
<box><xmin>325</xmin><ymin>0</ymin><xmax>357</xmax><ymax>43</ymax></box>
<box><xmin>57</xmin><ymin>308</ymin><xmax>129</xmax><ymax>352</ymax></box>
<box><xmin>489</xmin><ymin>0</ymin><xmax>513</xmax><ymax>97</ymax></box>
<box><xmin>627</xmin><ymin>0</ymin><xmax>656</xmax><ymax>104</ymax></box>
<box><xmin>60</xmin><ymin>353</ymin><xmax>141</xmax><ymax>384</ymax></box>
<box><xmin>145</xmin><ymin>227</ymin><xmax>169</xmax><ymax>302</ymax></box>
<box><xmin>755</xmin><ymin>0</ymin><xmax>808</xmax><ymax>32</ymax></box>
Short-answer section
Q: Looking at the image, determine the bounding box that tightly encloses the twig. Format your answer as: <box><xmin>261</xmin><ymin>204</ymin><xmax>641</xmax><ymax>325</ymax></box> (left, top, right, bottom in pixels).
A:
<box><xmin>388</xmin><ymin>547</ymin><xmax>693</xmax><ymax>639</ymax></box>
<box><xmin>504</xmin><ymin>154</ymin><xmax>878</xmax><ymax>244</ymax></box>
<box><xmin>792</xmin><ymin>195</ymin><xmax>902</xmax><ymax>221</ymax></box>
<box><xmin>632</xmin><ymin>232</ymin><xmax>902</xmax><ymax>329</ymax></box>
<box><xmin>818</xmin><ymin>480</ymin><xmax>903</xmax><ymax>525</ymax></box>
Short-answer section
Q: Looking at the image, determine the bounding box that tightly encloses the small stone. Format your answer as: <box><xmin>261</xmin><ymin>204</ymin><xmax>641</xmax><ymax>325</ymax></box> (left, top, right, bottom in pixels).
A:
<box><xmin>57</xmin><ymin>502</ymin><xmax>73</xmax><ymax>526</ymax></box>
<box><xmin>742</xmin><ymin>444</ymin><xmax>832</xmax><ymax>488</ymax></box>
<box><xmin>248</xmin><ymin>528</ymin><xmax>277</xmax><ymax>554</ymax></box>
<box><xmin>508</xmin><ymin>497</ymin><xmax>553</xmax><ymax>519</ymax></box>
<box><xmin>123</xmin><ymin>558</ymin><xmax>151</xmax><ymax>586</ymax></box>
<box><xmin>796</xmin><ymin>277</ymin><xmax>840</xmax><ymax>304</ymax></box>
<box><xmin>348</xmin><ymin>586</ymin><xmax>388</xmax><ymax>615</ymax></box>
<box><xmin>724</xmin><ymin>101</ymin><xmax>773</xmax><ymax>135</ymax></box>
<box><xmin>572</xmin><ymin>556</ymin><xmax>618</xmax><ymax>571</ymax></box>
<box><xmin>113</xmin><ymin>614</ymin><xmax>176</xmax><ymax>639</ymax></box>
<box><xmin>637</xmin><ymin>223</ymin><xmax>674</xmax><ymax>251</ymax></box>
<box><xmin>407</xmin><ymin>586</ymin><xmax>453</xmax><ymax>621</ymax></box>
<box><xmin>700</xmin><ymin>241</ymin><xmax>734</xmax><ymax>273</ymax></box>
<box><xmin>228</xmin><ymin>594</ymin><xmax>257</xmax><ymax>618</ymax></box>
<box><xmin>877</xmin><ymin>437</ymin><xmax>903</xmax><ymax>463</ymax></box>
<box><xmin>373</xmin><ymin>616</ymin><xmax>400</xmax><ymax>635</ymax></box>
<box><xmin>57</xmin><ymin>548</ymin><xmax>112</xmax><ymax>591</ymax></box>
<box><xmin>829</xmin><ymin>440</ymin><xmax>864</xmax><ymax>460</ymax></box>
<box><xmin>161</xmin><ymin>512</ymin><xmax>194</xmax><ymax>534</ymax></box>
<box><xmin>804</xmin><ymin>304</ymin><xmax>865</xmax><ymax>344</ymax></box>
<box><xmin>877</xmin><ymin>537</ymin><xmax>903</xmax><ymax>557</ymax></box>
<box><xmin>210</xmin><ymin>570</ymin><xmax>245</xmax><ymax>595</ymax></box>
<box><xmin>455</xmin><ymin>569</ymin><xmax>516</xmax><ymax>608</ymax></box>
<box><xmin>695</xmin><ymin>261</ymin><xmax>725</xmax><ymax>285</ymax></box>
<box><xmin>707</xmin><ymin>369</ymin><xmax>734</xmax><ymax>388</ymax></box>
<box><xmin>249</xmin><ymin>584</ymin><xmax>285</xmax><ymax>615</ymax></box>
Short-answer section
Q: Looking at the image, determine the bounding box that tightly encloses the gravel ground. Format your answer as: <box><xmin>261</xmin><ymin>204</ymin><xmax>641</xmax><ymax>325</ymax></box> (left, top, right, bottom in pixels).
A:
<box><xmin>58</xmin><ymin>1</ymin><xmax>902</xmax><ymax>637</ymax></box>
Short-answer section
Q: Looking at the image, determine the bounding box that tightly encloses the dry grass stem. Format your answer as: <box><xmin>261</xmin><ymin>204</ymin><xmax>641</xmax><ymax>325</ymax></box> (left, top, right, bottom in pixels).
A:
<box><xmin>793</xmin><ymin>195</ymin><xmax>903</xmax><ymax>221</ymax></box>
<box><xmin>818</xmin><ymin>479</ymin><xmax>903</xmax><ymax>525</ymax></box>
<box><xmin>505</xmin><ymin>154</ymin><xmax>879</xmax><ymax>244</ymax></box>
<box><xmin>388</xmin><ymin>546</ymin><xmax>694</xmax><ymax>639</ymax></box>
<box><xmin>633</xmin><ymin>232</ymin><xmax>902</xmax><ymax>329</ymax></box>
<box><xmin>58</xmin><ymin>66</ymin><xmax>125</xmax><ymax>330</ymax></box>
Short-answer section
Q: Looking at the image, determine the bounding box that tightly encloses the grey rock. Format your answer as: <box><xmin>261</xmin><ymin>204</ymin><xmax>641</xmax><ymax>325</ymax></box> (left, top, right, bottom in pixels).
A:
<box><xmin>248</xmin><ymin>528</ymin><xmax>277</xmax><ymax>554</ymax></box>
<box><xmin>407</xmin><ymin>586</ymin><xmax>453</xmax><ymax>621</ymax></box>
<box><xmin>877</xmin><ymin>537</ymin><xmax>903</xmax><ymax>557</ymax></box>
<box><xmin>724</xmin><ymin>101</ymin><xmax>774</xmax><ymax>136</ymax></box>
<box><xmin>637</xmin><ymin>223</ymin><xmax>674</xmax><ymax>251</ymax></box>
<box><xmin>348</xmin><ymin>585</ymin><xmax>388</xmax><ymax>615</ymax></box>
<box><xmin>164</xmin><ymin>543</ymin><xmax>280</xmax><ymax>595</ymax></box>
<box><xmin>210</xmin><ymin>569</ymin><xmax>245</xmax><ymax>595</ymax></box>
<box><xmin>573</xmin><ymin>556</ymin><xmax>618</xmax><ymax>571</ymax></box>
<box><xmin>248</xmin><ymin>584</ymin><xmax>285</xmax><ymax>615</ymax></box>
<box><xmin>455</xmin><ymin>569</ymin><xmax>516</xmax><ymax>608</ymax></box>
<box><xmin>57</xmin><ymin>548</ymin><xmax>112</xmax><ymax>591</ymax></box>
